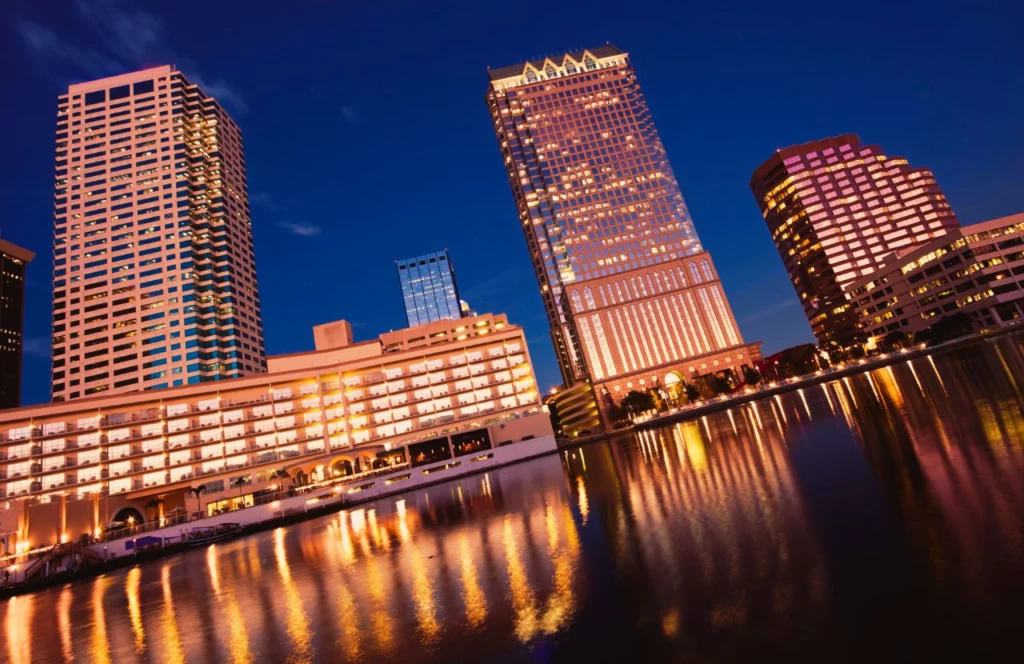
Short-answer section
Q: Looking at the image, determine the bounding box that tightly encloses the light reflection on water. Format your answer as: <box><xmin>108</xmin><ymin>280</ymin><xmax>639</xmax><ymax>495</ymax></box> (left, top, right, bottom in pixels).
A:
<box><xmin>4</xmin><ymin>336</ymin><xmax>1024</xmax><ymax>662</ymax></box>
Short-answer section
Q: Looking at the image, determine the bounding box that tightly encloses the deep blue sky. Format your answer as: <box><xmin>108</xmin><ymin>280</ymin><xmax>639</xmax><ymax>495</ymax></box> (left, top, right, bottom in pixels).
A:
<box><xmin>2</xmin><ymin>0</ymin><xmax>1023</xmax><ymax>406</ymax></box>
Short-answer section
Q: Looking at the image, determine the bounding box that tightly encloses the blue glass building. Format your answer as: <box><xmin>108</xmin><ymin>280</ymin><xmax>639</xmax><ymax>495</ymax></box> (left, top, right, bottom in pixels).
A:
<box><xmin>396</xmin><ymin>250</ymin><xmax>464</xmax><ymax>327</ymax></box>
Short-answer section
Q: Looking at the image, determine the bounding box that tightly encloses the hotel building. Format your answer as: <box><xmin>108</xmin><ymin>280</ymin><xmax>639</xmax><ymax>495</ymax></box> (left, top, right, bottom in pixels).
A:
<box><xmin>396</xmin><ymin>249</ymin><xmax>464</xmax><ymax>327</ymax></box>
<box><xmin>751</xmin><ymin>134</ymin><xmax>960</xmax><ymax>345</ymax></box>
<box><xmin>850</xmin><ymin>212</ymin><xmax>1024</xmax><ymax>340</ymax></box>
<box><xmin>52</xmin><ymin>66</ymin><xmax>266</xmax><ymax>403</ymax></box>
<box><xmin>0</xmin><ymin>313</ymin><xmax>548</xmax><ymax>551</ymax></box>
<box><xmin>0</xmin><ymin>239</ymin><xmax>35</xmax><ymax>409</ymax></box>
<box><xmin>486</xmin><ymin>45</ymin><xmax>761</xmax><ymax>414</ymax></box>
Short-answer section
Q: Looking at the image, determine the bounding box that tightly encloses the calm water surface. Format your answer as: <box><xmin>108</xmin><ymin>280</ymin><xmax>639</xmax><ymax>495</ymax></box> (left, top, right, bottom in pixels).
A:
<box><xmin>4</xmin><ymin>336</ymin><xmax>1024</xmax><ymax>662</ymax></box>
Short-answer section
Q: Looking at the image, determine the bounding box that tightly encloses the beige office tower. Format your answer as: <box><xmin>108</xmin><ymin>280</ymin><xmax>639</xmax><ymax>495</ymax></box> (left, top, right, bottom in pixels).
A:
<box><xmin>52</xmin><ymin>66</ymin><xmax>266</xmax><ymax>401</ymax></box>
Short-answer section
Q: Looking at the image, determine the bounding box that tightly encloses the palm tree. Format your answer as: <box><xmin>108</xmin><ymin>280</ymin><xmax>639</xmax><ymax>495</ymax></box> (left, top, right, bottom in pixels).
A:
<box><xmin>144</xmin><ymin>498</ymin><xmax>163</xmax><ymax>525</ymax></box>
<box><xmin>269</xmin><ymin>468</ymin><xmax>291</xmax><ymax>493</ymax></box>
<box><xmin>232</xmin><ymin>476</ymin><xmax>248</xmax><ymax>498</ymax></box>
<box><xmin>185</xmin><ymin>485</ymin><xmax>205</xmax><ymax>517</ymax></box>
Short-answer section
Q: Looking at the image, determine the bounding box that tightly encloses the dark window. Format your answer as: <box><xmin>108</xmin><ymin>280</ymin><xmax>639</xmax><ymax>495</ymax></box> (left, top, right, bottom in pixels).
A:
<box><xmin>133</xmin><ymin>80</ymin><xmax>155</xmax><ymax>95</ymax></box>
<box><xmin>408</xmin><ymin>437</ymin><xmax>452</xmax><ymax>467</ymax></box>
<box><xmin>110</xmin><ymin>85</ymin><xmax>130</xmax><ymax>100</ymax></box>
<box><xmin>85</xmin><ymin>90</ymin><xmax>105</xmax><ymax>105</ymax></box>
<box><xmin>451</xmin><ymin>428</ymin><xmax>492</xmax><ymax>457</ymax></box>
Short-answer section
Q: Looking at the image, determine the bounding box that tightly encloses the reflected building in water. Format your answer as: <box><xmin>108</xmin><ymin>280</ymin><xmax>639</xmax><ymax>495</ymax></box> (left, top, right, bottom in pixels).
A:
<box><xmin>3</xmin><ymin>335</ymin><xmax>1024</xmax><ymax>661</ymax></box>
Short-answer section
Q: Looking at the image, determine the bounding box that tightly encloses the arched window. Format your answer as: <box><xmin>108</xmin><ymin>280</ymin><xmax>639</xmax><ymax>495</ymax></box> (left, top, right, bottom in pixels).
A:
<box><xmin>570</xmin><ymin>290</ymin><xmax>584</xmax><ymax>313</ymax></box>
<box><xmin>525</xmin><ymin>68</ymin><xmax>538</xmax><ymax>83</ymax></box>
<box><xmin>583</xmin><ymin>287</ymin><xmax>596</xmax><ymax>310</ymax></box>
<box><xmin>701</xmin><ymin>259</ymin><xmax>714</xmax><ymax>281</ymax></box>
<box><xmin>545</xmin><ymin>64</ymin><xmax>557</xmax><ymax>79</ymax></box>
<box><xmin>584</xmin><ymin>57</ymin><xmax>597</xmax><ymax>71</ymax></box>
<box><xmin>676</xmin><ymin>266</ymin><xmax>688</xmax><ymax>287</ymax></box>
<box><xmin>564</xmin><ymin>60</ymin><xmax>578</xmax><ymax>74</ymax></box>
<box><xmin>598</xmin><ymin>285</ymin><xmax>609</xmax><ymax>307</ymax></box>
<box><xmin>689</xmin><ymin>263</ymin><xmax>702</xmax><ymax>284</ymax></box>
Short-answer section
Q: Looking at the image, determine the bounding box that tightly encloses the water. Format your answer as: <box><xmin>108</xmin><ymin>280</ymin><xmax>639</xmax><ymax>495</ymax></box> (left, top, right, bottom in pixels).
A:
<box><xmin>4</xmin><ymin>336</ymin><xmax>1024</xmax><ymax>663</ymax></box>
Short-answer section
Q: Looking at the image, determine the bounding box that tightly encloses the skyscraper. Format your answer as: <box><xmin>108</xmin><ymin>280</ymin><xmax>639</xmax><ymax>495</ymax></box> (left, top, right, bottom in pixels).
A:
<box><xmin>0</xmin><ymin>239</ymin><xmax>34</xmax><ymax>409</ymax></box>
<box><xmin>396</xmin><ymin>250</ymin><xmax>464</xmax><ymax>327</ymax></box>
<box><xmin>487</xmin><ymin>45</ymin><xmax>761</xmax><ymax>410</ymax></box>
<box><xmin>52</xmin><ymin>66</ymin><xmax>266</xmax><ymax>402</ymax></box>
<box><xmin>750</xmin><ymin>134</ymin><xmax>960</xmax><ymax>345</ymax></box>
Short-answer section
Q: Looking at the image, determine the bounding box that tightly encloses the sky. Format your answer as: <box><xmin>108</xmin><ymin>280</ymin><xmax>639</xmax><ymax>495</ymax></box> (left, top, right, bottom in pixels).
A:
<box><xmin>2</xmin><ymin>0</ymin><xmax>1023</xmax><ymax>407</ymax></box>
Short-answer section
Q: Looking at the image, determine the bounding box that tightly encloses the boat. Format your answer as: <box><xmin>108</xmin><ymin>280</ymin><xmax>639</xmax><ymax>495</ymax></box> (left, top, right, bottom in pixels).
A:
<box><xmin>185</xmin><ymin>522</ymin><xmax>241</xmax><ymax>547</ymax></box>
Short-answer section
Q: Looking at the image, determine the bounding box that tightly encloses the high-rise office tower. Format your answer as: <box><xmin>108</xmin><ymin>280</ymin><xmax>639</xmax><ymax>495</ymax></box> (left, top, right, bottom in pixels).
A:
<box><xmin>52</xmin><ymin>66</ymin><xmax>266</xmax><ymax>402</ymax></box>
<box><xmin>0</xmin><ymin>239</ymin><xmax>34</xmax><ymax>409</ymax></box>
<box><xmin>396</xmin><ymin>250</ymin><xmax>464</xmax><ymax>326</ymax></box>
<box><xmin>487</xmin><ymin>45</ymin><xmax>761</xmax><ymax>409</ymax></box>
<box><xmin>751</xmin><ymin>134</ymin><xmax>960</xmax><ymax>345</ymax></box>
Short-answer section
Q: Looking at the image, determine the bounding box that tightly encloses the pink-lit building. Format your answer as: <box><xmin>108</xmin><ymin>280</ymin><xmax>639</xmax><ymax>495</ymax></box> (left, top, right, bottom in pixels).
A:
<box><xmin>849</xmin><ymin>212</ymin><xmax>1024</xmax><ymax>339</ymax></box>
<box><xmin>486</xmin><ymin>46</ymin><xmax>761</xmax><ymax>414</ymax></box>
<box><xmin>751</xmin><ymin>134</ymin><xmax>960</xmax><ymax>345</ymax></box>
<box><xmin>0</xmin><ymin>313</ymin><xmax>549</xmax><ymax>552</ymax></box>
<box><xmin>52</xmin><ymin>66</ymin><xmax>266</xmax><ymax>402</ymax></box>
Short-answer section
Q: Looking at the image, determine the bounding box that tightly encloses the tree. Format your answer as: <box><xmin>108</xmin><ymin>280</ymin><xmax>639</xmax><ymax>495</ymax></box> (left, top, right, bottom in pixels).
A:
<box><xmin>929</xmin><ymin>312</ymin><xmax>974</xmax><ymax>344</ymax></box>
<box><xmin>881</xmin><ymin>330</ymin><xmax>908</xmax><ymax>351</ymax></box>
<box><xmin>683</xmin><ymin>382</ymin><xmax>699</xmax><ymax>402</ymax></box>
<box><xmin>231</xmin><ymin>476</ymin><xmax>249</xmax><ymax>498</ymax></box>
<box><xmin>185</xmin><ymin>485</ymin><xmax>205</xmax><ymax>517</ymax></box>
<box><xmin>620</xmin><ymin>390</ymin><xmax>656</xmax><ymax>414</ymax></box>
<box><xmin>742</xmin><ymin>366</ymin><xmax>761</xmax><ymax>386</ymax></box>
<box><xmin>270</xmin><ymin>469</ymin><xmax>292</xmax><ymax>493</ymax></box>
<box><xmin>144</xmin><ymin>498</ymin><xmax>162</xmax><ymax>524</ymax></box>
<box><xmin>709</xmin><ymin>374</ymin><xmax>732</xmax><ymax>395</ymax></box>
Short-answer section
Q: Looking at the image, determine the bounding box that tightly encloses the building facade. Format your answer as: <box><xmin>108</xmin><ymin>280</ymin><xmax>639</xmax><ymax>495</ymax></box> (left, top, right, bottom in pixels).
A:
<box><xmin>396</xmin><ymin>250</ymin><xmax>464</xmax><ymax>327</ymax></box>
<box><xmin>486</xmin><ymin>45</ymin><xmax>760</xmax><ymax>412</ymax></box>
<box><xmin>0</xmin><ymin>239</ymin><xmax>35</xmax><ymax>410</ymax></box>
<box><xmin>52</xmin><ymin>66</ymin><xmax>266</xmax><ymax>403</ymax></box>
<box><xmin>0</xmin><ymin>313</ymin><xmax>548</xmax><ymax>551</ymax></box>
<box><xmin>751</xmin><ymin>134</ymin><xmax>960</xmax><ymax>345</ymax></box>
<box><xmin>850</xmin><ymin>213</ymin><xmax>1024</xmax><ymax>340</ymax></box>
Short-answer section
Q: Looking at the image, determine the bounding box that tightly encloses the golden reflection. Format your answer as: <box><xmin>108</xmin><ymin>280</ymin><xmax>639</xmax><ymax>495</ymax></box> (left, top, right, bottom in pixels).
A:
<box><xmin>5</xmin><ymin>594</ymin><xmax>34</xmax><ymax>664</ymax></box>
<box><xmin>160</xmin><ymin>564</ymin><xmax>185</xmax><ymax>664</ymax></box>
<box><xmin>457</xmin><ymin>533</ymin><xmax>488</xmax><ymax>628</ymax></box>
<box><xmin>58</xmin><ymin>586</ymin><xmax>73</xmax><ymax>662</ymax></box>
<box><xmin>408</xmin><ymin>537</ymin><xmax>441</xmax><ymax>642</ymax></box>
<box><xmin>798</xmin><ymin>389</ymin><xmax>812</xmax><ymax>420</ymax></box>
<box><xmin>821</xmin><ymin>382</ymin><xmax>836</xmax><ymax>414</ymax></box>
<box><xmin>89</xmin><ymin>576</ymin><xmax>112</xmax><ymax>664</ymax></box>
<box><xmin>927</xmin><ymin>355</ymin><xmax>948</xmax><ymax>394</ymax></box>
<box><xmin>273</xmin><ymin>528</ymin><xmax>313</xmax><ymax>662</ymax></box>
<box><xmin>207</xmin><ymin>544</ymin><xmax>221</xmax><ymax>594</ymax></box>
<box><xmin>727</xmin><ymin>408</ymin><xmax>738</xmax><ymax>434</ymax></box>
<box><xmin>538</xmin><ymin>503</ymin><xmax>579</xmax><ymax>634</ymax></box>
<box><xmin>907</xmin><ymin>359</ymin><xmax>925</xmax><ymax>394</ymax></box>
<box><xmin>126</xmin><ymin>567</ymin><xmax>146</xmax><ymax>653</ymax></box>
<box><xmin>679</xmin><ymin>421</ymin><xmax>708</xmax><ymax>473</ymax></box>
<box><xmin>333</xmin><ymin>555</ymin><xmax>363</xmax><ymax>660</ymax></box>
<box><xmin>503</xmin><ymin>515</ymin><xmax>539</xmax><ymax>641</ymax></box>
<box><xmin>576</xmin><ymin>476</ymin><xmax>589</xmax><ymax>524</ymax></box>
<box><xmin>365</xmin><ymin>550</ymin><xmax>395</xmax><ymax>652</ymax></box>
<box><xmin>219</xmin><ymin>585</ymin><xmax>254</xmax><ymax>663</ymax></box>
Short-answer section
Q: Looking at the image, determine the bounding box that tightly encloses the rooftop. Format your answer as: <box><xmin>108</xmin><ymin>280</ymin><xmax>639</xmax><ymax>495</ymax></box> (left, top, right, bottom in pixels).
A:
<box><xmin>487</xmin><ymin>44</ymin><xmax>625</xmax><ymax>81</ymax></box>
<box><xmin>0</xmin><ymin>238</ymin><xmax>35</xmax><ymax>263</ymax></box>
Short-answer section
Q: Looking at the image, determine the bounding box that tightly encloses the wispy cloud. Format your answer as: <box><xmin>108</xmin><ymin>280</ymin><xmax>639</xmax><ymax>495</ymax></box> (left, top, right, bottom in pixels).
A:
<box><xmin>17</xmin><ymin>0</ymin><xmax>247</xmax><ymax>114</ymax></box>
<box><xmin>250</xmin><ymin>191</ymin><xmax>284</xmax><ymax>212</ymax></box>
<box><xmin>460</xmin><ymin>267</ymin><xmax>525</xmax><ymax>303</ymax></box>
<box><xmin>17</xmin><ymin>20</ymin><xmax>121</xmax><ymax>77</ymax></box>
<box><xmin>740</xmin><ymin>297</ymin><xmax>800</xmax><ymax>323</ymax></box>
<box><xmin>276</xmin><ymin>220</ymin><xmax>323</xmax><ymax>237</ymax></box>
<box><xmin>22</xmin><ymin>337</ymin><xmax>51</xmax><ymax>359</ymax></box>
<box><xmin>341</xmin><ymin>105</ymin><xmax>359</xmax><ymax>123</ymax></box>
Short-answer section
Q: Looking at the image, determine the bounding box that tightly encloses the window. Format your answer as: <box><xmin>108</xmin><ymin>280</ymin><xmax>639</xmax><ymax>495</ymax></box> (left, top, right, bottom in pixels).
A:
<box><xmin>85</xmin><ymin>90</ymin><xmax>105</xmax><ymax>105</ymax></box>
<box><xmin>525</xmin><ymin>68</ymin><xmax>538</xmax><ymax>83</ymax></box>
<box><xmin>133</xmin><ymin>80</ymin><xmax>155</xmax><ymax>95</ymax></box>
<box><xmin>584</xmin><ymin>57</ymin><xmax>597</xmax><ymax>71</ymax></box>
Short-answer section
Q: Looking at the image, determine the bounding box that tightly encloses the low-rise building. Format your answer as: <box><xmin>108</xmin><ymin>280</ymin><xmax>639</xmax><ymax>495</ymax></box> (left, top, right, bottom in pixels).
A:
<box><xmin>0</xmin><ymin>313</ymin><xmax>550</xmax><ymax>553</ymax></box>
<box><xmin>850</xmin><ymin>213</ymin><xmax>1024</xmax><ymax>341</ymax></box>
<box><xmin>545</xmin><ymin>383</ymin><xmax>602</xmax><ymax>439</ymax></box>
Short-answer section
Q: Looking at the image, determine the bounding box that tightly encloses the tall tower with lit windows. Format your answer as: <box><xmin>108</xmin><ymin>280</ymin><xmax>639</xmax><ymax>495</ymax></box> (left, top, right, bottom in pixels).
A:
<box><xmin>52</xmin><ymin>66</ymin><xmax>266</xmax><ymax>401</ymax></box>
<box><xmin>486</xmin><ymin>45</ymin><xmax>761</xmax><ymax>411</ymax></box>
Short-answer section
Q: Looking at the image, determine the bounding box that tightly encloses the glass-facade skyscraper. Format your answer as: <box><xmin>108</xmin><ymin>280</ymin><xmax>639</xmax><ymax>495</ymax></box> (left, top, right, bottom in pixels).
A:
<box><xmin>0</xmin><ymin>239</ymin><xmax>34</xmax><ymax>409</ymax></box>
<box><xmin>52</xmin><ymin>66</ymin><xmax>266</xmax><ymax>402</ymax></box>
<box><xmin>487</xmin><ymin>45</ymin><xmax>761</xmax><ymax>408</ymax></box>
<box><xmin>751</xmin><ymin>134</ymin><xmax>960</xmax><ymax>345</ymax></box>
<box><xmin>396</xmin><ymin>250</ymin><xmax>464</xmax><ymax>327</ymax></box>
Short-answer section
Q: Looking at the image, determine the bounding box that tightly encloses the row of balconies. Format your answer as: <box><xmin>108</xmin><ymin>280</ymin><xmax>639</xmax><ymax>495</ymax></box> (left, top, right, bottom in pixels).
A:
<box><xmin>0</xmin><ymin>436</ymin><xmax>334</xmax><ymax>500</ymax></box>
